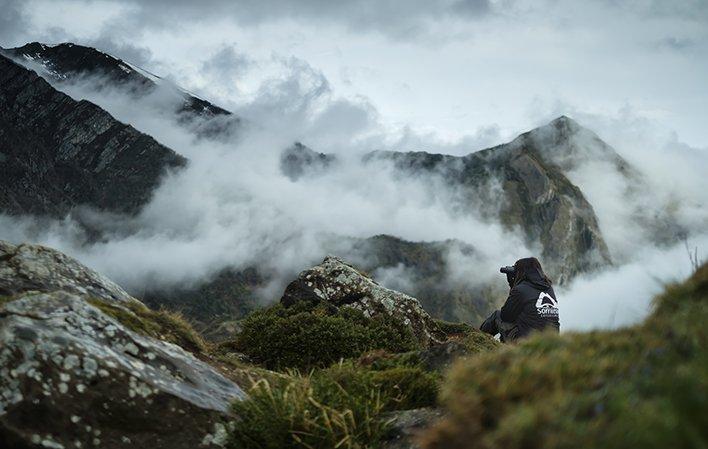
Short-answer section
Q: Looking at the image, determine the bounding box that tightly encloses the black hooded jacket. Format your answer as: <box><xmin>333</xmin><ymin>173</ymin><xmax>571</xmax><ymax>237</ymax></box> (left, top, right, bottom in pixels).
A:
<box><xmin>498</xmin><ymin>268</ymin><xmax>560</xmax><ymax>339</ymax></box>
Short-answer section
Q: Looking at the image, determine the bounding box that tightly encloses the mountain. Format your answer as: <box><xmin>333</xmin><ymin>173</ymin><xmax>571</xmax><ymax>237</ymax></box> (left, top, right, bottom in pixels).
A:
<box><xmin>0</xmin><ymin>54</ymin><xmax>186</xmax><ymax>216</ymax></box>
<box><xmin>0</xmin><ymin>42</ymin><xmax>618</xmax><ymax>328</ymax></box>
<box><xmin>3</xmin><ymin>42</ymin><xmax>231</xmax><ymax>118</ymax></box>
<box><xmin>289</xmin><ymin>116</ymin><xmax>613</xmax><ymax>284</ymax></box>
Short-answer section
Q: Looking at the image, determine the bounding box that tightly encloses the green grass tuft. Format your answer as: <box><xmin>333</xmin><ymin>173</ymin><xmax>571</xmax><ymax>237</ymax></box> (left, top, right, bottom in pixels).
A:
<box><xmin>88</xmin><ymin>299</ymin><xmax>207</xmax><ymax>354</ymax></box>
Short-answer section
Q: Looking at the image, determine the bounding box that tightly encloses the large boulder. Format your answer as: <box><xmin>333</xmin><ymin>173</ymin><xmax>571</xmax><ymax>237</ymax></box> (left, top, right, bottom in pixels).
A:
<box><xmin>281</xmin><ymin>256</ymin><xmax>445</xmax><ymax>347</ymax></box>
<box><xmin>0</xmin><ymin>241</ymin><xmax>246</xmax><ymax>448</ymax></box>
<box><xmin>0</xmin><ymin>241</ymin><xmax>134</xmax><ymax>303</ymax></box>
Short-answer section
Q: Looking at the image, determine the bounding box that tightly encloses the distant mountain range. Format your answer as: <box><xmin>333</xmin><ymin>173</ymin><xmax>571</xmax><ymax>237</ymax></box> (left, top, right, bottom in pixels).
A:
<box><xmin>0</xmin><ymin>42</ymin><xmax>682</xmax><ymax>330</ymax></box>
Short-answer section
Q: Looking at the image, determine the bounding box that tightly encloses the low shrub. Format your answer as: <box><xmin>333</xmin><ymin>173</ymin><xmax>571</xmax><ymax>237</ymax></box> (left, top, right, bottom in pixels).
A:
<box><xmin>233</xmin><ymin>302</ymin><xmax>418</xmax><ymax>370</ymax></box>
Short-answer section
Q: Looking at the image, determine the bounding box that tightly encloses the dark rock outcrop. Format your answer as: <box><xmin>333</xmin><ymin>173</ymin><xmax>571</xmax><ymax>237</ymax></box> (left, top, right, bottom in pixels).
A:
<box><xmin>281</xmin><ymin>256</ymin><xmax>446</xmax><ymax>347</ymax></box>
<box><xmin>0</xmin><ymin>240</ymin><xmax>246</xmax><ymax>448</ymax></box>
<box><xmin>280</xmin><ymin>142</ymin><xmax>337</xmax><ymax>181</ymax></box>
<box><xmin>0</xmin><ymin>54</ymin><xmax>187</xmax><ymax>216</ymax></box>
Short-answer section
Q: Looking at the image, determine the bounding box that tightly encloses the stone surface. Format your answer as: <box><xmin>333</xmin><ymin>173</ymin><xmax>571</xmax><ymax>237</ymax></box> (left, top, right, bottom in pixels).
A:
<box><xmin>0</xmin><ymin>240</ymin><xmax>134</xmax><ymax>303</ymax></box>
<box><xmin>0</xmin><ymin>291</ymin><xmax>245</xmax><ymax>448</ymax></box>
<box><xmin>0</xmin><ymin>53</ymin><xmax>186</xmax><ymax>216</ymax></box>
<box><xmin>381</xmin><ymin>408</ymin><xmax>444</xmax><ymax>449</ymax></box>
<box><xmin>281</xmin><ymin>256</ymin><xmax>446</xmax><ymax>347</ymax></box>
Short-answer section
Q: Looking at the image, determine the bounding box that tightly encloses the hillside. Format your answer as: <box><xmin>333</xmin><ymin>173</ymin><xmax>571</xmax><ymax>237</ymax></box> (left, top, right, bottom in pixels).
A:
<box><xmin>1</xmin><ymin>239</ymin><xmax>704</xmax><ymax>449</ymax></box>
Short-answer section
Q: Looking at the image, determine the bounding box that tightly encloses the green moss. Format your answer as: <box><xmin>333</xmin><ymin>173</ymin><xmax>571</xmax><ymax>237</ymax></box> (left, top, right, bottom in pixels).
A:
<box><xmin>434</xmin><ymin>319</ymin><xmax>476</xmax><ymax>337</ymax></box>
<box><xmin>422</xmin><ymin>263</ymin><xmax>708</xmax><ymax>449</ymax></box>
<box><xmin>460</xmin><ymin>328</ymin><xmax>502</xmax><ymax>353</ymax></box>
<box><xmin>232</xmin><ymin>302</ymin><xmax>418</xmax><ymax>371</ymax></box>
<box><xmin>88</xmin><ymin>299</ymin><xmax>207</xmax><ymax>354</ymax></box>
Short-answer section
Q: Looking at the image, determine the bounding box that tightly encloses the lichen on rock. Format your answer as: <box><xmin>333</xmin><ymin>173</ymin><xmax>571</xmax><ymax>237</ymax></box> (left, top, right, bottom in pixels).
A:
<box><xmin>281</xmin><ymin>256</ymin><xmax>445</xmax><ymax>347</ymax></box>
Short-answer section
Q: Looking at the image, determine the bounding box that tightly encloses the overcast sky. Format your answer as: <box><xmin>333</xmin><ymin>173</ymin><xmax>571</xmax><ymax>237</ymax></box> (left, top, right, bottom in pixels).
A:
<box><xmin>2</xmin><ymin>0</ymin><xmax>707</xmax><ymax>149</ymax></box>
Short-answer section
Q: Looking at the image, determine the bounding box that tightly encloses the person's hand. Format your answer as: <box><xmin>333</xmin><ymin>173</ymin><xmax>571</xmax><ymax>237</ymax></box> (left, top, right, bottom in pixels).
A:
<box><xmin>506</xmin><ymin>271</ymin><xmax>515</xmax><ymax>288</ymax></box>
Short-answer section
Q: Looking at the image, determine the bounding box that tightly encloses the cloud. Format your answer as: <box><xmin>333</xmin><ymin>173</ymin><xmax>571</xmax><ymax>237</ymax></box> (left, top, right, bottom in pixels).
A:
<box><xmin>558</xmin><ymin>235</ymin><xmax>708</xmax><ymax>331</ymax></box>
<box><xmin>654</xmin><ymin>36</ymin><xmax>696</xmax><ymax>52</ymax></box>
<box><xmin>0</xmin><ymin>0</ymin><xmax>31</xmax><ymax>44</ymax></box>
<box><xmin>104</xmin><ymin>0</ymin><xmax>495</xmax><ymax>40</ymax></box>
<box><xmin>0</xmin><ymin>58</ymin><xmax>532</xmax><ymax>302</ymax></box>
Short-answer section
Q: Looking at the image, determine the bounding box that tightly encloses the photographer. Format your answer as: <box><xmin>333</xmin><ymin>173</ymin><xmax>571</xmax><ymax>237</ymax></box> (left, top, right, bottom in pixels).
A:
<box><xmin>480</xmin><ymin>257</ymin><xmax>560</xmax><ymax>342</ymax></box>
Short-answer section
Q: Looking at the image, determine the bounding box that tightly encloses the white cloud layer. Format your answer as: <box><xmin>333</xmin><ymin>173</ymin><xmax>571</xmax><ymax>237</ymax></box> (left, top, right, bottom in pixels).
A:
<box><xmin>0</xmin><ymin>0</ymin><xmax>707</xmax><ymax>329</ymax></box>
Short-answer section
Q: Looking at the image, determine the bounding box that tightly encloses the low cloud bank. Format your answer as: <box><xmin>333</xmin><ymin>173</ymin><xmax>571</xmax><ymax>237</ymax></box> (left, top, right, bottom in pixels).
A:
<box><xmin>558</xmin><ymin>235</ymin><xmax>707</xmax><ymax>331</ymax></box>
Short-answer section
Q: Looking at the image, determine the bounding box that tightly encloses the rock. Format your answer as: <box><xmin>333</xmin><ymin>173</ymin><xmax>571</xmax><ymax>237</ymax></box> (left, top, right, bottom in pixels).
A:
<box><xmin>0</xmin><ymin>53</ymin><xmax>186</xmax><ymax>216</ymax></box>
<box><xmin>0</xmin><ymin>241</ymin><xmax>134</xmax><ymax>303</ymax></box>
<box><xmin>381</xmin><ymin>407</ymin><xmax>444</xmax><ymax>449</ymax></box>
<box><xmin>281</xmin><ymin>256</ymin><xmax>445</xmax><ymax>347</ymax></box>
<box><xmin>0</xmin><ymin>291</ymin><xmax>245</xmax><ymax>448</ymax></box>
<box><xmin>0</xmin><ymin>240</ymin><xmax>247</xmax><ymax>448</ymax></box>
<box><xmin>280</xmin><ymin>142</ymin><xmax>337</xmax><ymax>181</ymax></box>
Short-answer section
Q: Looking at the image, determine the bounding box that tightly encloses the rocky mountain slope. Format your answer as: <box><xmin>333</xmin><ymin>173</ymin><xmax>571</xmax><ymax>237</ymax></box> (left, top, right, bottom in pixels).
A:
<box><xmin>0</xmin><ymin>53</ymin><xmax>186</xmax><ymax>216</ymax></box>
<box><xmin>293</xmin><ymin>116</ymin><xmax>613</xmax><ymax>284</ymax></box>
<box><xmin>0</xmin><ymin>240</ymin><xmax>246</xmax><ymax>448</ymax></box>
<box><xmin>0</xmin><ymin>42</ymin><xmax>623</xmax><ymax>329</ymax></box>
<box><xmin>3</xmin><ymin>42</ymin><xmax>231</xmax><ymax>119</ymax></box>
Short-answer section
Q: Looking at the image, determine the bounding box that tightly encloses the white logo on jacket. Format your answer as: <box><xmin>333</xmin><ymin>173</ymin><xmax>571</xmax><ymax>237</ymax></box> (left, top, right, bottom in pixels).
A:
<box><xmin>535</xmin><ymin>292</ymin><xmax>558</xmax><ymax>316</ymax></box>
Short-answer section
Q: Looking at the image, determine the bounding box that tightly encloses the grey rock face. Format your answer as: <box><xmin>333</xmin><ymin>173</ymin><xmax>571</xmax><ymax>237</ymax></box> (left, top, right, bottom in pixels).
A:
<box><xmin>281</xmin><ymin>256</ymin><xmax>445</xmax><ymax>347</ymax></box>
<box><xmin>0</xmin><ymin>240</ymin><xmax>134</xmax><ymax>303</ymax></box>
<box><xmin>0</xmin><ymin>53</ymin><xmax>186</xmax><ymax>216</ymax></box>
<box><xmin>0</xmin><ymin>291</ymin><xmax>245</xmax><ymax>448</ymax></box>
<box><xmin>0</xmin><ymin>240</ymin><xmax>246</xmax><ymax>448</ymax></box>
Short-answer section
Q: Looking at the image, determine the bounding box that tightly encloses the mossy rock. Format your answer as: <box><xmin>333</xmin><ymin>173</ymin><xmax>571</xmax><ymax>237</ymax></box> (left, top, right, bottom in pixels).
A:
<box><xmin>422</xmin><ymin>263</ymin><xmax>708</xmax><ymax>449</ymax></box>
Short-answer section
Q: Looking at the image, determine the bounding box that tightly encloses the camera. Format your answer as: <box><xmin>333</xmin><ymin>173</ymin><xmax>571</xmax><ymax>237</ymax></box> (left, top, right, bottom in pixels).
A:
<box><xmin>500</xmin><ymin>265</ymin><xmax>516</xmax><ymax>275</ymax></box>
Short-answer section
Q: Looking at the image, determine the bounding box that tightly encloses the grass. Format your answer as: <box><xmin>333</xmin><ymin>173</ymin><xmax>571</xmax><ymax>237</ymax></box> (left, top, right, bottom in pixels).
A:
<box><xmin>87</xmin><ymin>298</ymin><xmax>208</xmax><ymax>354</ymax></box>
<box><xmin>421</xmin><ymin>263</ymin><xmax>708</xmax><ymax>449</ymax></box>
<box><xmin>227</xmin><ymin>359</ymin><xmax>441</xmax><ymax>449</ymax></box>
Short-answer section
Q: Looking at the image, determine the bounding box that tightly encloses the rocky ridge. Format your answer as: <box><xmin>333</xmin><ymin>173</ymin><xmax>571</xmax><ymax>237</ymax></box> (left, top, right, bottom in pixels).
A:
<box><xmin>3</xmin><ymin>42</ymin><xmax>231</xmax><ymax>119</ymax></box>
<box><xmin>0</xmin><ymin>53</ymin><xmax>186</xmax><ymax>216</ymax></box>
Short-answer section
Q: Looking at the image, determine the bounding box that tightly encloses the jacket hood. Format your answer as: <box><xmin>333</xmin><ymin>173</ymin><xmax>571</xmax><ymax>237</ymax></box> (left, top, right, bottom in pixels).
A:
<box><xmin>522</xmin><ymin>267</ymin><xmax>551</xmax><ymax>290</ymax></box>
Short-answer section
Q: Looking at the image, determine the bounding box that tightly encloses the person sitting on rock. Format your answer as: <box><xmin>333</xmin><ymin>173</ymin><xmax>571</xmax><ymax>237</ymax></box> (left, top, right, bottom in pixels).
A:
<box><xmin>480</xmin><ymin>257</ymin><xmax>559</xmax><ymax>342</ymax></box>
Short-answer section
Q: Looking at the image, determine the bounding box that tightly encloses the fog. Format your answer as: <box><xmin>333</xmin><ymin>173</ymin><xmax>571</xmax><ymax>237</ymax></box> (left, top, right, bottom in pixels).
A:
<box><xmin>2</xmin><ymin>49</ymin><xmax>707</xmax><ymax>330</ymax></box>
